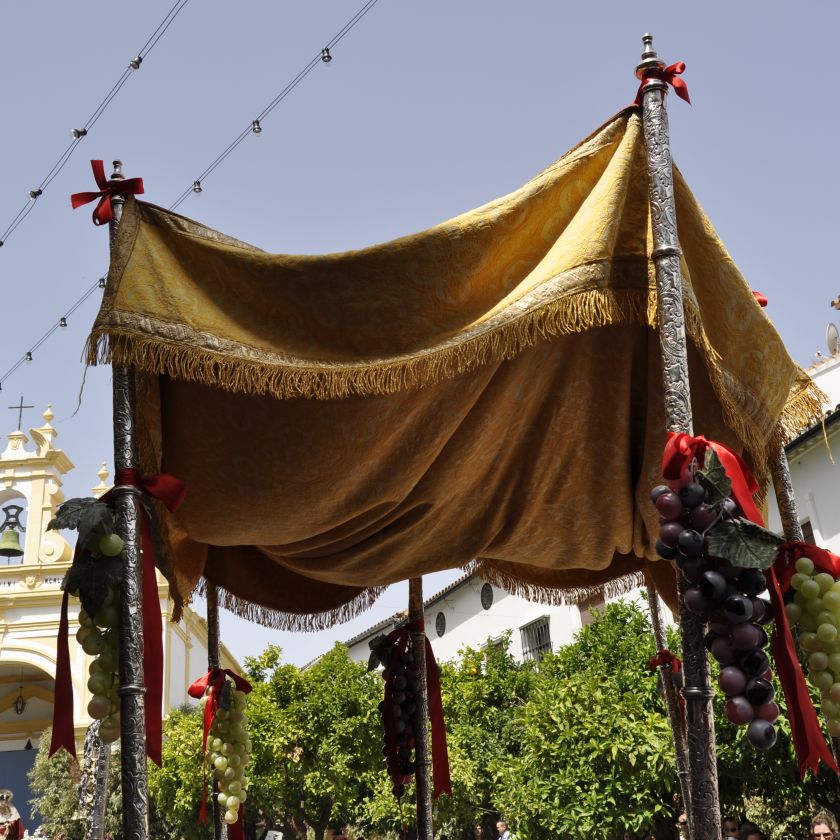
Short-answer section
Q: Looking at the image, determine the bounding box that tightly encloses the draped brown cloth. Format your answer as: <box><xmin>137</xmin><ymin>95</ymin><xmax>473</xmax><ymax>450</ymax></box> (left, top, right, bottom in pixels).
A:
<box><xmin>88</xmin><ymin>109</ymin><xmax>821</xmax><ymax>628</ymax></box>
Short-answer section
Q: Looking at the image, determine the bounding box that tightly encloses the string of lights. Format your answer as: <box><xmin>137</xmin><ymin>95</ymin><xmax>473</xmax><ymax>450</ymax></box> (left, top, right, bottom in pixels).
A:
<box><xmin>0</xmin><ymin>0</ymin><xmax>191</xmax><ymax>249</ymax></box>
<box><xmin>0</xmin><ymin>0</ymin><xmax>382</xmax><ymax>392</ymax></box>
<box><xmin>169</xmin><ymin>0</ymin><xmax>380</xmax><ymax>210</ymax></box>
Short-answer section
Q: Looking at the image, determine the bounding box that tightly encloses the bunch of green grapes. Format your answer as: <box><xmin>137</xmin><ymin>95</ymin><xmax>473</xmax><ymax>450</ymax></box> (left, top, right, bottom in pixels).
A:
<box><xmin>77</xmin><ymin>533</ymin><xmax>125</xmax><ymax>743</ymax></box>
<box><xmin>785</xmin><ymin>555</ymin><xmax>840</xmax><ymax>736</ymax></box>
<box><xmin>201</xmin><ymin>682</ymin><xmax>251</xmax><ymax>826</ymax></box>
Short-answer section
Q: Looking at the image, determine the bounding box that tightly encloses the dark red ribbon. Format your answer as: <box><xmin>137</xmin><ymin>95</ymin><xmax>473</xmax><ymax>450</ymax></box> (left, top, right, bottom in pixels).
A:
<box><xmin>752</xmin><ymin>290</ymin><xmax>769</xmax><ymax>308</ymax></box>
<box><xmin>50</xmin><ymin>469</ymin><xmax>185</xmax><ymax>766</ymax></box>
<box><xmin>384</xmin><ymin>620</ymin><xmax>452</xmax><ymax>800</ymax></box>
<box><xmin>634</xmin><ymin>62</ymin><xmax>690</xmax><ymax>107</ymax></box>
<box><xmin>188</xmin><ymin>667</ymin><xmax>253</xmax><ymax>838</ymax></box>
<box><xmin>662</xmin><ymin>432</ymin><xmax>762</xmax><ymax>524</ymax></box>
<box><xmin>71</xmin><ymin>159</ymin><xmax>144</xmax><ymax>226</ymax></box>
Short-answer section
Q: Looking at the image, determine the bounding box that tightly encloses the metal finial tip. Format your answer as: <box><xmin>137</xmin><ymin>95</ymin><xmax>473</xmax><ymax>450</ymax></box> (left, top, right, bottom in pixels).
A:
<box><xmin>636</xmin><ymin>32</ymin><xmax>664</xmax><ymax>77</ymax></box>
<box><xmin>110</xmin><ymin>160</ymin><xmax>125</xmax><ymax>182</ymax></box>
<box><xmin>641</xmin><ymin>33</ymin><xmax>657</xmax><ymax>59</ymax></box>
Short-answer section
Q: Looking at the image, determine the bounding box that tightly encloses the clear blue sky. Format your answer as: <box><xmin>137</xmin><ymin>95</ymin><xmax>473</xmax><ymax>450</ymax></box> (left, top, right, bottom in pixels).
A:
<box><xmin>2</xmin><ymin>2</ymin><xmax>838</xmax><ymax>665</ymax></box>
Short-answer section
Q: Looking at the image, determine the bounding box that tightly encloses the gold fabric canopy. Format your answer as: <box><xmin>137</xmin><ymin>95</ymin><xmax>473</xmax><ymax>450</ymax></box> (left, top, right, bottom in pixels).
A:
<box><xmin>89</xmin><ymin>109</ymin><xmax>819</xmax><ymax>627</ymax></box>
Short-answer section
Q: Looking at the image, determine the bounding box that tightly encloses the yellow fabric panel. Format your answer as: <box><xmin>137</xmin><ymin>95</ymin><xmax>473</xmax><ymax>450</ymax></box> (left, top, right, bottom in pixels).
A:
<box><xmin>90</xmin><ymin>110</ymin><xmax>820</xmax><ymax>627</ymax></box>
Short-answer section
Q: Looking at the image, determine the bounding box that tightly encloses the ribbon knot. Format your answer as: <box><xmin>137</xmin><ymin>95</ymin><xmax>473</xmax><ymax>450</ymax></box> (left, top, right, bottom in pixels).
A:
<box><xmin>71</xmin><ymin>160</ymin><xmax>144</xmax><ymax>226</ymax></box>
<box><xmin>662</xmin><ymin>432</ymin><xmax>762</xmax><ymax>524</ymax></box>
<box><xmin>634</xmin><ymin>61</ymin><xmax>690</xmax><ymax>107</ymax></box>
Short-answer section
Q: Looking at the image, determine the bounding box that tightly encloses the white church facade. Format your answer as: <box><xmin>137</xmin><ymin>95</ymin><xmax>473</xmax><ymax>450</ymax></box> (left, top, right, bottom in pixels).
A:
<box><xmin>0</xmin><ymin>405</ymin><xmax>238</xmax><ymax>821</ymax></box>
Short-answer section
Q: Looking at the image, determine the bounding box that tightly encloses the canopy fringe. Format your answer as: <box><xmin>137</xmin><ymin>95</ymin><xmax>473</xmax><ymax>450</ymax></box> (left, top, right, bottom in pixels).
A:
<box><xmin>196</xmin><ymin>577</ymin><xmax>388</xmax><ymax>632</ymax></box>
<box><xmin>467</xmin><ymin>559</ymin><xmax>646</xmax><ymax>607</ymax></box>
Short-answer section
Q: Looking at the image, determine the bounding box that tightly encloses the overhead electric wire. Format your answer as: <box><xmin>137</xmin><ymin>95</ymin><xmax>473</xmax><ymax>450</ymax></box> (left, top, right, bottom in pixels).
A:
<box><xmin>169</xmin><ymin>0</ymin><xmax>380</xmax><ymax>211</ymax></box>
<box><xmin>0</xmin><ymin>0</ymin><xmax>191</xmax><ymax>249</ymax></box>
<box><xmin>0</xmin><ymin>0</ymin><xmax>382</xmax><ymax>391</ymax></box>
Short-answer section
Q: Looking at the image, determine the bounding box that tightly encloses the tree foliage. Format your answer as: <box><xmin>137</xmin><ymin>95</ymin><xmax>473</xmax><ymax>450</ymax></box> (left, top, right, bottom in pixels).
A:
<box><xmin>30</xmin><ymin>603</ymin><xmax>840</xmax><ymax>840</ymax></box>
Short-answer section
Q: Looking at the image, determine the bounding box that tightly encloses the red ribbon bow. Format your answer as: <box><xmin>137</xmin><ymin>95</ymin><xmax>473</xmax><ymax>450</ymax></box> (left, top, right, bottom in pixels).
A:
<box><xmin>383</xmin><ymin>619</ymin><xmax>452</xmax><ymax>800</ymax></box>
<box><xmin>648</xmin><ymin>648</ymin><xmax>686</xmax><ymax>724</ymax></box>
<box><xmin>71</xmin><ymin>160</ymin><xmax>144</xmax><ymax>226</ymax></box>
<box><xmin>188</xmin><ymin>667</ymin><xmax>253</xmax><ymax>838</ymax></box>
<box><xmin>752</xmin><ymin>290</ymin><xmax>769</xmax><ymax>308</ymax></box>
<box><xmin>50</xmin><ymin>470</ymin><xmax>186</xmax><ymax>766</ymax></box>
<box><xmin>634</xmin><ymin>62</ymin><xmax>690</xmax><ymax>107</ymax></box>
<box><xmin>662</xmin><ymin>432</ymin><xmax>762</xmax><ymax>524</ymax></box>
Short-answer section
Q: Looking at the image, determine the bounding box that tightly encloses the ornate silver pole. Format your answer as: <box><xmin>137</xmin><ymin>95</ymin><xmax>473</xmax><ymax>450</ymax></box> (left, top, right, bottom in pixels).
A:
<box><xmin>408</xmin><ymin>577</ymin><xmax>433</xmax><ymax>840</ymax></box>
<box><xmin>206</xmin><ymin>583</ymin><xmax>227</xmax><ymax>840</ymax></box>
<box><xmin>109</xmin><ymin>161</ymin><xmax>150</xmax><ymax>840</ymax></box>
<box><xmin>637</xmin><ymin>35</ymin><xmax>720</xmax><ymax>839</ymax></box>
<box><xmin>79</xmin><ymin>721</ymin><xmax>111</xmax><ymax>840</ymax></box>
<box><xmin>646</xmin><ymin>583</ymin><xmax>692</xmax><ymax>832</ymax></box>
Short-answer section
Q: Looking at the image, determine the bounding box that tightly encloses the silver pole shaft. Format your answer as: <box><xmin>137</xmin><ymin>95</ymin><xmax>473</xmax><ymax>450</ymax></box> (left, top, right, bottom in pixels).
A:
<box><xmin>82</xmin><ymin>720</ymin><xmax>111</xmax><ymax>840</ymax></box>
<box><xmin>408</xmin><ymin>577</ymin><xmax>433</xmax><ymax>840</ymax></box>
<box><xmin>646</xmin><ymin>583</ymin><xmax>692</xmax><ymax>835</ymax></box>
<box><xmin>206</xmin><ymin>583</ymin><xmax>228</xmax><ymax>840</ymax></box>
<box><xmin>109</xmin><ymin>163</ymin><xmax>150</xmax><ymax>840</ymax></box>
<box><xmin>637</xmin><ymin>35</ymin><xmax>720</xmax><ymax>839</ymax></box>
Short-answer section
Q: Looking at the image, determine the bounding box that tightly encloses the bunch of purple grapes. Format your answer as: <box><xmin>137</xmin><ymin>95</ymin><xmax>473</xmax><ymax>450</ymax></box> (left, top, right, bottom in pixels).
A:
<box><xmin>376</xmin><ymin>646</ymin><xmax>421</xmax><ymax>797</ymax></box>
<box><xmin>652</xmin><ymin>481</ymin><xmax>779</xmax><ymax>750</ymax></box>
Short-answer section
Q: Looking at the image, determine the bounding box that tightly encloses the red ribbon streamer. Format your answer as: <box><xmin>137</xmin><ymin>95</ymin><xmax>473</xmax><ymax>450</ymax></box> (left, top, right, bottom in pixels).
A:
<box><xmin>49</xmin><ymin>469</ymin><xmax>185</xmax><ymax>766</ymax></box>
<box><xmin>71</xmin><ymin>159</ymin><xmax>144</xmax><ymax>226</ymax></box>
<box><xmin>662</xmin><ymin>432</ymin><xmax>762</xmax><ymax>524</ymax></box>
<box><xmin>752</xmin><ymin>290</ymin><xmax>769</xmax><ymax>308</ymax></box>
<box><xmin>383</xmin><ymin>620</ymin><xmax>452</xmax><ymax>800</ymax></box>
<box><xmin>634</xmin><ymin>62</ymin><xmax>690</xmax><ymax>107</ymax></box>
<box><xmin>188</xmin><ymin>667</ymin><xmax>253</xmax><ymax>838</ymax></box>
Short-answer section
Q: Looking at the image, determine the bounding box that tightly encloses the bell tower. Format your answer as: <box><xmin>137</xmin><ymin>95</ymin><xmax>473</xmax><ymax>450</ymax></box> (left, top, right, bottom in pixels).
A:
<box><xmin>0</xmin><ymin>404</ymin><xmax>73</xmax><ymax>567</ymax></box>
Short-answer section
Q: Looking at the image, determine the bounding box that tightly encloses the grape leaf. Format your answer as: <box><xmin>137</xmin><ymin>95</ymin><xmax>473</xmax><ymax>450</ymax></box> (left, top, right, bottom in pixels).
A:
<box><xmin>706</xmin><ymin>518</ymin><xmax>783</xmax><ymax>569</ymax></box>
<box><xmin>78</xmin><ymin>502</ymin><xmax>115</xmax><ymax>538</ymax></box>
<box><xmin>64</xmin><ymin>553</ymin><xmax>122</xmax><ymax>617</ymax></box>
<box><xmin>47</xmin><ymin>497</ymin><xmax>98</xmax><ymax>532</ymax></box>
<box><xmin>696</xmin><ymin>449</ymin><xmax>732</xmax><ymax>507</ymax></box>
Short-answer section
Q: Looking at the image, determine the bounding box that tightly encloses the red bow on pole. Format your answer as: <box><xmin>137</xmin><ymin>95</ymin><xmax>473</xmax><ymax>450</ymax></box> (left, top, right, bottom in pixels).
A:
<box><xmin>383</xmin><ymin>620</ymin><xmax>452</xmax><ymax>800</ymax></box>
<box><xmin>648</xmin><ymin>648</ymin><xmax>685</xmax><ymax>723</ymax></box>
<box><xmin>71</xmin><ymin>160</ymin><xmax>144</xmax><ymax>225</ymax></box>
<box><xmin>188</xmin><ymin>667</ymin><xmax>253</xmax><ymax>838</ymax></box>
<box><xmin>634</xmin><ymin>62</ymin><xmax>691</xmax><ymax>107</ymax></box>
<box><xmin>662</xmin><ymin>432</ymin><xmax>762</xmax><ymax>523</ymax></box>
<box><xmin>49</xmin><ymin>470</ymin><xmax>185</xmax><ymax>766</ymax></box>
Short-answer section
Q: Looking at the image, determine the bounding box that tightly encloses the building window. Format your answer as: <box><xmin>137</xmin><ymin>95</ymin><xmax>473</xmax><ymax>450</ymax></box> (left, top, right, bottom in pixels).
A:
<box><xmin>579</xmin><ymin>593</ymin><xmax>606</xmax><ymax>627</ymax></box>
<box><xmin>480</xmin><ymin>583</ymin><xmax>494</xmax><ymax>610</ymax></box>
<box><xmin>520</xmin><ymin>616</ymin><xmax>551</xmax><ymax>661</ymax></box>
<box><xmin>435</xmin><ymin>611</ymin><xmax>446</xmax><ymax>637</ymax></box>
<box><xmin>801</xmin><ymin>518</ymin><xmax>816</xmax><ymax>545</ymax></box>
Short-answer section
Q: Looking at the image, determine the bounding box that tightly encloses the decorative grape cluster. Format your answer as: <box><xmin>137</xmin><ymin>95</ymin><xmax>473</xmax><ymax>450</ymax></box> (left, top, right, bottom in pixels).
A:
<box><xmin>785</xmin><ymin>557</ymin><xmax>840</xmax><ymax>736</ymax></box>
<box><xmin>652</xmin><ymin>483</ymin><xmax>779</xmax><ymax>750</ymax></box>
<box><xmin>77</xmin><ymin>580</ymin><xmax>121</xmax><ymax>744</ymax></box>
<box><xmin>202</xmin><ymin>680</ymin><xmax>251</xmax><ymax>826</ymax></box>
<box><xmin>378</xmin><ymin>648</ymin><xmax>421</xmax><ymax>798</ymax></box>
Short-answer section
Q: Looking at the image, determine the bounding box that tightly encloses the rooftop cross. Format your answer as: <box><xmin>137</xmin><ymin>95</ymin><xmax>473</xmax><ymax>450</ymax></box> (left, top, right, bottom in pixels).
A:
<box><xmin>8</xmin><ymin>396</ymin><xmax>34</xmax><ymax>431</ymax></box>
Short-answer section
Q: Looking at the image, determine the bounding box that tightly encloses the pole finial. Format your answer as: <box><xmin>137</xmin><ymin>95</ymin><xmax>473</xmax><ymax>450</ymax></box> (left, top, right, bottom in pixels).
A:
<box><xmin>636</xmin><ymin>32</ymin><xmax>665</xmax><ymax>79</ymax></box>
<box><xmin>110</xmin><ymin>160</ymin><xmax>124</xmax><ymax>182</ymax></box>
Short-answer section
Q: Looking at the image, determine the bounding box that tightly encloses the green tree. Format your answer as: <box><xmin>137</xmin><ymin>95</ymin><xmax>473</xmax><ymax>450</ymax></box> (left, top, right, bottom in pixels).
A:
<box><xmin>244</xmin><ymin>643</ymin><xmax>384</xmax><ymax>840</ymax></box>
<box><xmin>493</xmin><ymin>601</ymin><xmax>679</xmax><ymax>839</ymax></box>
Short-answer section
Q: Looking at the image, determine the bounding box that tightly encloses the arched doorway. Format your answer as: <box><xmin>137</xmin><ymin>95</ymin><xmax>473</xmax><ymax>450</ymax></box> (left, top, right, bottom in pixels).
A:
<box><xmin>0</xmin><ymin>660</ymin><xmax>54</xmax><ymax>826</ymax></box>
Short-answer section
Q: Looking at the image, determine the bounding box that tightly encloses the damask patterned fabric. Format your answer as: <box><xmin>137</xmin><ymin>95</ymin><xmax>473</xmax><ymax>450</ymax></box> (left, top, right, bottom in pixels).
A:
<box><xmin>89</xmin><ymin>109</ymin><xmax>820</xmax><ymax>627</ymax></box>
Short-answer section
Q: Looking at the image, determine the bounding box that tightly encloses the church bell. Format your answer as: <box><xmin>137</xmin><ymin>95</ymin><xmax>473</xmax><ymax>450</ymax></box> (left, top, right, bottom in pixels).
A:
<box><xmin>0</xmin><ymin>529</ymin><xmax>23</xmax><ymax>557</ymax></box>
